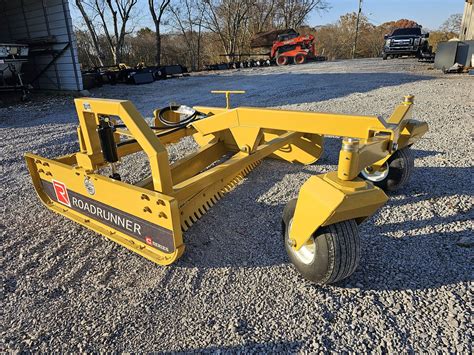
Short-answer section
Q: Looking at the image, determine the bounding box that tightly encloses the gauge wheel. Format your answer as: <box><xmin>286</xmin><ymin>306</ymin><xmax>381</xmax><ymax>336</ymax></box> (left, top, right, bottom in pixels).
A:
<box><xmin>359</xmin><ymin>147</ymin><xmax>414</xmax><ymax>192</ymax></box>
<box><xmin>282</xmin><ymin>199</ymin><xmax>360</xmax><ymax>284</ymax></box>
<box><xmin>276</xmin><ymin>55</ymin><xmax>289</xmax><ymax>66</ymax></box>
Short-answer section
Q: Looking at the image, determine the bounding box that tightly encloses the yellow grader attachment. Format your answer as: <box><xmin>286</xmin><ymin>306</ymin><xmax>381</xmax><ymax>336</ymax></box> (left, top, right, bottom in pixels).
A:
<box><xmin>25</xmin><ymin>92</ymin><xmax>428</xmax><ymax>284</ymax></box>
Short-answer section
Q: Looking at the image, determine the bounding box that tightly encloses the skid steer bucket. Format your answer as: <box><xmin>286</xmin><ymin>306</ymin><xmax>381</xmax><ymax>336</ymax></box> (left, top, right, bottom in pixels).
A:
<box><xmin>26</xmin><ymin>92</ymin><xmax>428</xmax><ymax>284</ymax></box>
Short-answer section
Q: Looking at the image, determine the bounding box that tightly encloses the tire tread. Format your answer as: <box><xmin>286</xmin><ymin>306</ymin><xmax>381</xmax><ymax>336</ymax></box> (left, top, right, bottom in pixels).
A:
<box><xmin>325</xmin><ymin>220</ymin><xmax>359</xmax><ymax>284</ymax></box>
<box><xmin>282</xmin><ymin>199</ymin><xmax>360</xmax><ymax>284</ymax></box>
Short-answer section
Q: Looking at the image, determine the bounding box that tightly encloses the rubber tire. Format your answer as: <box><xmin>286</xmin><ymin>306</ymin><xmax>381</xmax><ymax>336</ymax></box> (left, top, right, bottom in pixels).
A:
<box><xmin>282</xmin><ymin>199</ymin><xmax>360</xmax><ymax>284</ymax></box>
<box><xmin>294</xmin><ymin>54</ymin><xmax>306</xmax><ymax>65</ymax></box>
<box><xmin>382</xmin><ymin>53</ymin><xmax>388</xmax><ymax>60</ymax></box>
<box><xmin>276</xmin><ymin>55</ymin><xmax>289</xmax><ymax>66</ymax></box>
<box><xmin>360</xmin><ymin>147</ymin><xmax>414</xmax><ymax>192</ymax></box>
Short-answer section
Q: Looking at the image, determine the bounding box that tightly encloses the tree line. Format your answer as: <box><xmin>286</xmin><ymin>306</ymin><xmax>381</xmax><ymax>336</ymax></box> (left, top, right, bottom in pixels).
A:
<box><xmin>73</xmin><ymin>0</ymin><xmax>461</xmax><ymax>70</ymax></box>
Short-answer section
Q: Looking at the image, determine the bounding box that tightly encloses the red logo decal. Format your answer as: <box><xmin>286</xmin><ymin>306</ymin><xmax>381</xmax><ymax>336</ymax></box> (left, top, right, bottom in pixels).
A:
<box><xmin>145</xmin><ymin>237</ymin><xmax>153</xmax><ymax>246</ymax></box>
<box><xmin>52</xmin><ymin>180</ymin><xmax>71</xmax><ymax>207</ymax></box>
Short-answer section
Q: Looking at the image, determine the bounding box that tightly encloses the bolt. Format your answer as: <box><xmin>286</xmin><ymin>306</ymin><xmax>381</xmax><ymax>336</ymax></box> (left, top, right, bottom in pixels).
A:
<box><xmin>392</xmin><ymin>142</ymin><xmax>399</xmax><ymax>152</ymax></box>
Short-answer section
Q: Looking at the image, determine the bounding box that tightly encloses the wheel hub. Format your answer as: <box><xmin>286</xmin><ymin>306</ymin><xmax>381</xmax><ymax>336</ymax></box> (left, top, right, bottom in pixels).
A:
<box><xmin>361</xmin><ymin>163</ymin><xmax>389</xmax><ymax>182</ymax></box>
<box><xmin>288</xmin><ymin>219</ymin><xmax>316</xmax><ymax>265</ymax></box>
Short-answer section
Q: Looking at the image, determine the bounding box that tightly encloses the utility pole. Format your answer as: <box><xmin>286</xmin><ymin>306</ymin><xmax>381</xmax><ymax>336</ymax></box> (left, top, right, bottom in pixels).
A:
<box><xmin>352</xmin><ymin>0</ymin><xmax>362</xmax><ymax>59</ymax></box>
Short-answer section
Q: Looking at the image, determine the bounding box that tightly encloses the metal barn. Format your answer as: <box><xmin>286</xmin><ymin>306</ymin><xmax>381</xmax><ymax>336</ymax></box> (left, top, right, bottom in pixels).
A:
<box><xmin>461</xmin><ymin>0</ymin><xmax>473</xmax><ymax>41</ymax></box>
<box><xmin>0</xmin><ymin>0</ymin><xmax>83</xmax><ymax>91</ymax></box>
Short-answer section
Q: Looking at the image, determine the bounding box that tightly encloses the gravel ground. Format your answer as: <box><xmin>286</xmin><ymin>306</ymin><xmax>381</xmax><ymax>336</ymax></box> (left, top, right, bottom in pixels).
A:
<box><xmin>1</xmin><ymin>58</ymin><xmax>473</xmax><ymax>352</ymax></box>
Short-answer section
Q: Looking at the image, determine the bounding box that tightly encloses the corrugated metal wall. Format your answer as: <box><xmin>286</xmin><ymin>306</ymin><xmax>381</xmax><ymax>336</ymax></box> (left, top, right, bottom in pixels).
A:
<box><xmin>461</xmin><ymin>0</ymin><xmax>473</xmax><ymax>41</ymax></box>
<box><xmin>0</xmin><ymin>0</ymin><xmax>83</xmax><ymax>91</ymax></box>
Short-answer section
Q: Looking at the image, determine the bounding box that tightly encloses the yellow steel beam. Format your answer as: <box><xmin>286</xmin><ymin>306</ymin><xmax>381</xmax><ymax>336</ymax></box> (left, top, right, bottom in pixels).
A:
<box><xmin>387</xmin><ymin>95</ymin><xmax>413</xmax><ymax>124</ymax></box>
<box><xmin>173</xmin><ymin>132</ymin><xmax>299</xmax><ymax>201</ymax></box>
<box><xmin>193</xmin><ymin>98</ymin><xmax>417</xmax><ymax>143</ymax></box>
<box><xmin>192</xmin><ymin>107</ymin><xmax>388</xmax><ymax>139</ymax></box>
<box><xmin>116</xmin><ymin>126</ymin><xmax>197</xmax><ymax>157</ymax></box>
<box><xmin>74</xmin><ymin>98</ymin><xmax>174</xmax><ymax>194</ymax></box>
<box><xmin>136</xmin><ymin>141</ymin><xmax>228</xmax><ymax>189</ymax></box>
<box><xmin>170</xmin><ymin>141</ymin><xmax>227</xmax><ymax>185</ymax></box>
<box><xmin>193</xmin><ymin>106</ymin><xmax>229</xmax><ymax>116</ymax></box>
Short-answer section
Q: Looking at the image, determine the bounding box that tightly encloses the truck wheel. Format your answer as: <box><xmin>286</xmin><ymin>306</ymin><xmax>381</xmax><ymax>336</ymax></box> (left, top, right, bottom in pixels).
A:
<box><xmin>382</xmin><ymin>53</ymin><xmax>388</xmax><ymax>60</ymax></box>
<box><xmin>294</xmin><ymin>54</ymin><xmax>306</xmax><ymax>65</ymax></box>
<box><xmin>282</xmin><ymin>199</ymin><xmax>360</xmax><ymax>284</ymax></box>
<box><xmin>359</xmin><ymin>147</ymin><xmax>414</xmax><ymax>192</ymax></box>
<box><xmin>276</xmin><ymin>55</ymin><xmax>289</xmax><ymax>66</ymax></box>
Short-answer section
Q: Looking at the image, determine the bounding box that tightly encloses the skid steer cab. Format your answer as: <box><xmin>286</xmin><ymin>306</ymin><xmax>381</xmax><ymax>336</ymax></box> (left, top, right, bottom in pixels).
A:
<box><xmin>25</xmin><ymin>92</ymin><xmax>428</xmax><ymax>284</ymax></box>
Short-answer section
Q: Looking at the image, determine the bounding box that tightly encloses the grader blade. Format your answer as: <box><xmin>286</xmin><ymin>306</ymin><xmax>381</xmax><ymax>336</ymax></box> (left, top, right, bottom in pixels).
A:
<box><xmin>25</xmin><ymin>92</ymin><xmax>428</xmax><ymax>284</ymax></box>
<box><xmin>179</xmin><ymin>159</ymin><xmax>261</xmax><ymax>230</ymax></box>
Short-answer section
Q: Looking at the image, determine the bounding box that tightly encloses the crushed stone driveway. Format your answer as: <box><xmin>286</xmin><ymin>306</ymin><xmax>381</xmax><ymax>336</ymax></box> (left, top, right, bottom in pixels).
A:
<box><xmin>1</xmin><ymin>58</ymin><xmax>472</xmax><ymax>352</ymax></box>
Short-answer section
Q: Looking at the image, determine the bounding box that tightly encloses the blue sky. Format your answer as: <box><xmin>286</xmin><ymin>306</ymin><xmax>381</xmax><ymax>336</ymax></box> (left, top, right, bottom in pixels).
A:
<box><xmin>309</xmin><ymin>0</ymin><xmax>465</xmax><ymax>30</ymax></box>
<box><xmin>71</xmin><ymin>0</ymin><xmax>465</xmax><ymax>31</ymax></box>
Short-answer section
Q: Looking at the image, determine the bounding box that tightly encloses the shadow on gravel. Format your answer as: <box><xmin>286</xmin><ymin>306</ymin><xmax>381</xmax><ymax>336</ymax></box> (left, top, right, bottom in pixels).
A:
<box><xmin>343</xmin><ymin>230</ymin><xmax>473</xmax><ymax>292</ymax></box>
<box><xmin>180</xmin><ymin>340</ymin><xmax>304</xmax><ymax>353</ymax></box>
<box><xmin>0</xmin><ymin>71</ymin><xmax>433</xmax><ymax>128</ymax></box>
<box><xmin>179</xmin><ymin>146</ymin><xmax>472</xmax><ymax>291</ymax></box>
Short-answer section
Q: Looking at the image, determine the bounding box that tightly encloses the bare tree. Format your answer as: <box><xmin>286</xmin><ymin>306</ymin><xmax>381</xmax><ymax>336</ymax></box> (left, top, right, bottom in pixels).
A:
<box><xmin>168</xmin><ymin>0</ymin><xmax>205</xmax><ymax>70</ymax></box>
<box><xmin>148</xmin><ymin>0</ymin><xmax>171</xmax><ymax>66</ymax></box>
<box><xmin>129</xmin><ymin>27</ymin><xmax>157</xmax><ymax>65</ymax></box>
<box><xmin>202</xmin><ymin>0</ymin><xmax>254</xmax><ymax>61</ymax></box>
<box><xmin>99</xmin><ymin>0</ymin><xmax>139</xmax><ymax>64</ymax></box>
<box><xmin>250</xmin><ymin>0</ymin><xmax>278</xmax><ymax>33</ymax></box>
<box><xmin>440</xmin><ymin>14</ymin><xmax>462</xmax><ymax>34</ymax></box>
<box><xmin>75</xmin><ymin>0</ymin><xmax>139</xmax><ymax>65</ymax></box>
<box><xmin>75</xmin><ymin>0</ymin><xmax>105</xmax><ymax>66</ymax></box>
<box><xmin>276</xmin><ymin>0</ymin><xmax>328</xmax><ymax>29</ymax></box>
<box><xmin>75</xmin><ymin>28</ymin><xmax>103</xmax><ymax>67</ymax></box>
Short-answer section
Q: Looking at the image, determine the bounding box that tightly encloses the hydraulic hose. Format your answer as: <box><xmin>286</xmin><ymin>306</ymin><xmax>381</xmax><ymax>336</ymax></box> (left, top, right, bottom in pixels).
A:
<box><xmin>157</xmin><ymin>105</ymin><xmax>202</xmax><ymax>128</ymax></box>
<box><xmin>117</xmin><ymin>126</ymin><xmax>185</xmax><ymax>147</ymax></box>
<box><xmin>114</xmin><ymin>105</ymin><xmax>204</xmax><ymax>130</ymax></box>
<box><xmin>115</xmin><ymin>105</ymin><xmax>206</xmax><ymax>147</ymax></box>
